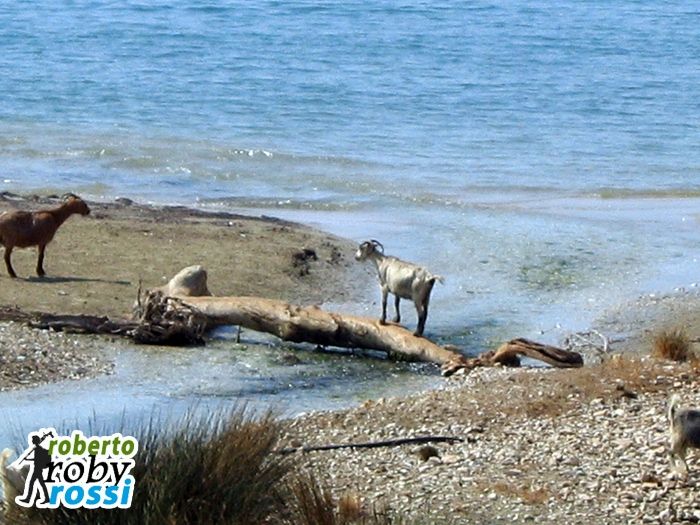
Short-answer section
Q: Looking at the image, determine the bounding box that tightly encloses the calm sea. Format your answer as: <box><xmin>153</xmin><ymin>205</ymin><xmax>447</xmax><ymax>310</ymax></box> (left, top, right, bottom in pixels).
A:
<box><xmin>0</xmin><ymin>2</ymin><xmax>699</xmax><ymax>433</ymax></box>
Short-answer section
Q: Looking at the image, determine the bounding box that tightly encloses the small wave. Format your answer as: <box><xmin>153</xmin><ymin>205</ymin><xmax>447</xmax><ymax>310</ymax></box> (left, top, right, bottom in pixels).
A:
<box><xmin>4</xmin><ymin>145</ymin><xmax>122</xmax><ymax>161</ymax></box>
<box><xmin>596</xmin><ymin>188</ymin><xmax>700</xmax><ymax>199</ymax></box>
<box><xmin>199</xmin><ymin>196</ymin><xmax>362</xmax><ymax>212</ymax></box>
<box><xmin>0</xmin><ymin>136</ymin><xmax>26</xmax><ymax>147</ymax></box>
<box><xmin>109</xmin><ymin>156</ymin><xmax>164</xmax><ymax>170</ymax></box>
<box><xmin>209</xmin><ymin>146</ymin><xmax>379</xmax><ymax>169</ymax></box>
<box><xmin>214</xmin><ymin>148</ymin><xmax>274</xmax><ymax>160</ymax></box>
<box><xmin>2</xmin><ymin>123</ymin><xmax>382</xmax><ymax>176</ymax></box>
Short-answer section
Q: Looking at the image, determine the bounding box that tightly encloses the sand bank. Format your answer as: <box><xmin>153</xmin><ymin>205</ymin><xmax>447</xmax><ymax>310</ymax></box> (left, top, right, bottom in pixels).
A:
<box><xmin>0</xmin><ymin>193</ymin><xmax>371</xmax><ymax>390</ymax></box>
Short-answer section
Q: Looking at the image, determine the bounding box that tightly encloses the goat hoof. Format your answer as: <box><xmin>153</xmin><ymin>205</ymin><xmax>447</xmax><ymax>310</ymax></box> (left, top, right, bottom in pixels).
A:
<box><xmin>379</xmin><ymin>319</ymin><xmax>387</xmax><ymax>326</ymax></box>
<box><xmin>392</xmin><ymin>317</ymin><xmax>401</xmax><ymax>323</ymax></box>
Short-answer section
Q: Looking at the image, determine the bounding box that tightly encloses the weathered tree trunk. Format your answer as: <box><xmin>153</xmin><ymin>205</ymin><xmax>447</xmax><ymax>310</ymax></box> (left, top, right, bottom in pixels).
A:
<box><xmin>452</xmin><ymin>337</ymin><xmax>584</xmax><ymax>372</ymax></box>
<box><xmin>0</xmin><ymin>265</ymin><xmax>584</xmax><ymax>376</ymax></box>
<box><xmin>0</xmin><ymin>298</ymin><xmax>206</xmax><ymax>346</ymax></box>
<box><xmin>491</xmin><ymin>338</ymin><xmax>584</xmax><ymax>367</ymax></box>
<box><xmin>173</xmin><ymin>294</ymin><xmax>471</xmax><ymax>374</ymax></box>
<box><xmin>163</xmin><ymin>266</ymin><xmax>582</xmax><ymax>375</ymax></box>
<box><xmin>0</xmin><ymin>307</ymin><xmax>136</xmax><ymax>336</ymax></box>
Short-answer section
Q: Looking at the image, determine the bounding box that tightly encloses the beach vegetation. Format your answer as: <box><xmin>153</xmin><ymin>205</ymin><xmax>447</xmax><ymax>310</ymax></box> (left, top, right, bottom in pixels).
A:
<box><xmin>652</xmin><ymin>328</ymin><xmax>692</xmax><ymax>362</ymax></box>
<box><xmin>1</xmin><ymin>409</ymin><xmax>449</xmax><ymax>525</ymax></box>
<box><xmin>3</xmin><ymin>407</ymin><xmax>288</xmax><ymax>525</ymax></box>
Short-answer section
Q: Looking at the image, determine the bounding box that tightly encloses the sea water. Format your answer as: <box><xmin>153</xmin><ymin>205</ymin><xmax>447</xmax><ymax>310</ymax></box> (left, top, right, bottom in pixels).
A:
<box><xmin>0</xmin><ymin>1</ymin><xmax>699</xmax><ymax>438</ymax></box>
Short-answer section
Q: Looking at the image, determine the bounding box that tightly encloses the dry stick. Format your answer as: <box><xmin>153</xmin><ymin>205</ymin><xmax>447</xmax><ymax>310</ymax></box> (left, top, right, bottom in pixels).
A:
<box><xmin>591</xmin><ymin>329</ymin><xmax>610</xmax><ymax>354</ymax></box>
<box><xmin>275</xmin><ymin>435</ymin><xmax>464</xmax><ymax>455</ymax></box>
<box><xmin>136</xmin><ymin>278</ymin><xmax>143</xmax><ymax>315</ymax></box>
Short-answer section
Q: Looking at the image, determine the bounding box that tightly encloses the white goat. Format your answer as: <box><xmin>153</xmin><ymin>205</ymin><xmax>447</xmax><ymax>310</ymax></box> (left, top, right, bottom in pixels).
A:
<box><xmin>355</xmin><ymin>240</ymin><xmax>443</xmax><ymax>337</ymax></box>
<box><xmin>668</xmin><ymin>395</ymin><xmax>700</xmax><ymax>479</ymax></box>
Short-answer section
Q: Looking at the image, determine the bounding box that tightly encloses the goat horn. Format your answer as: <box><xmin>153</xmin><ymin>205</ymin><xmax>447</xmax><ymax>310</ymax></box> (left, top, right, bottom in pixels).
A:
<box><xmin>61</xmin><ymin>192</ymin><xmax>79</xmax><ymax>200</ymax></box>
<box><xmin>370</xmin><ymin>239</ymin><xmax>384</xmax><ymax>253</ymax></box>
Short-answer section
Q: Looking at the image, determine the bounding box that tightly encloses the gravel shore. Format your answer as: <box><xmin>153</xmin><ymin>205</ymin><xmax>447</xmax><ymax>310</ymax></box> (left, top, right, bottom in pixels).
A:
<box><xmin>0</xmin><ymin>322</ymin><xmax>113</xmax><ymax>391</ymax></box>
<box><xmin>281</xmin><ymin>358</ymin><xmax>700</xmax><ymax>524</ymax></box>
<box><xmin>276</xmin><ymin>283</ymin><xmax>700</xmax><ymax>524</ymax></box>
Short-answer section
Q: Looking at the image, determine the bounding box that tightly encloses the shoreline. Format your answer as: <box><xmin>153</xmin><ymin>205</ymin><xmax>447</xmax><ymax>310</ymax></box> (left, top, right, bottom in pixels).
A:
<box><xmin>272</xmin><ymin>280</ymin><xmax>700</xmax><ymax>523</ymax></box>
<box><xmin>1</xmin><ymin>195</ymin><xmax>699</xmax><ymax>521</ymax></box>
<box><xmin>0</xmin><ymin>192</ymin><xmax>697</xmax><ymax>389</ymax></box>
<box><xmin>0</xmin><ymin>193</ymin><xmax>373</xmax><ymax>392</ymax></box>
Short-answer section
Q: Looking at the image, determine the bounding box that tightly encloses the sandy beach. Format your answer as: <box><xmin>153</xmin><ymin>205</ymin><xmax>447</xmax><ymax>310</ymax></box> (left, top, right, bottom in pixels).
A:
<box><xmin>0</xmin><ymin>193</ymin><xmax>372</xmax><ymax>391</ymax></box>
<box><xmin>1</xmin><ymin>195</ymin><xmax>699</xmax><ymax>523</ymax></box>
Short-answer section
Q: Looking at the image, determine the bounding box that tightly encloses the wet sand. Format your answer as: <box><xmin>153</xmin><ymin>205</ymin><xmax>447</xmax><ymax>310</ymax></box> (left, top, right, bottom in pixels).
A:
<box><xmin>0</xmin><ymin>193</ymin><xmax>372</xmax><ymax>390</ymax></box>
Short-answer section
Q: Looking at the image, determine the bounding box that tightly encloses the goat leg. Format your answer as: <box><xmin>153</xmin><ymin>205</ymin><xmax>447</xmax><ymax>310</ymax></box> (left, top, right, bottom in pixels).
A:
<box><xmin>671</xmin><ymin>445</ymin><xmax>690</xmax><ymax>480</ymax></box>
<box><xmin>3</xmin><ymin>247</ymin><xmax>16</xmax><ymax>278</ymax></box>
<box><xmin>393</xmin><ymin>295</ymin><xmax>401</xmax><ymax>323</ymax></box>
<box><xmin>36</xmin><ymin>244</ymin><xmax>46</xmax><ymax>277</ymax></box>
<box><xmin>379</xmin><ymin>287</ymin><xmax>388</xmax><ymax>325</ymax></box>
<box><xmin>415</xmin><ymin>295</ymin><xmax>432</xmax><ymax>337</ymax></box>
<box><xmin>414</xmin><ymin>305</ymin><xmax>427</xmax><ymax>337</ymax></box>
<box><xmin>414</xmin><ymin>281</ymin><xmax>436</xmax><ymax>337</ymax></box>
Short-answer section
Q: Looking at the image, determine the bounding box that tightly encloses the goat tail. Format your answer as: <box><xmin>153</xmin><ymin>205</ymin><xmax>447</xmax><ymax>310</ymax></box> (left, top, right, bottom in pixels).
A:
<box><xmin>430</xmin><ymin>275</ymin><xmax>445</xmax><ymax>285</ymax></box>
<box><xmin>668</xmin><ymin>394</ymin><xmax>682</xmax><ymax>423</ymax></box>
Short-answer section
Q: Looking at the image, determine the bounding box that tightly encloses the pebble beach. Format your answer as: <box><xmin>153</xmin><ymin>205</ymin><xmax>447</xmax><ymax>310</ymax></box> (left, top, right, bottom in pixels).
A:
<box><xmin>282</xmin><ymin>361</ymin><xmax>700</xmax><ymax>524</ymax></box>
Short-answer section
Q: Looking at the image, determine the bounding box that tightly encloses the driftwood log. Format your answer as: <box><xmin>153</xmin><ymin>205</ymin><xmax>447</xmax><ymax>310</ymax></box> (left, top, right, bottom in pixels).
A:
<box><xmin>0</xmin><ymin>265</ymin><xmax>583</xmax><ymax>376</ymax></box>
<box><xmin>0</xmin><ymin>293</ymin><xmax>207</xmax><ymax>346</ymax></box>
<box><xmin>476</xmin><ymin>338</ymin><xmax>583</xmax><ymax>369</ymax></box>
<box><xmin>160</xmin><ymin>266</ymin><xmax>582</xmax><ymax>375</ymax></box>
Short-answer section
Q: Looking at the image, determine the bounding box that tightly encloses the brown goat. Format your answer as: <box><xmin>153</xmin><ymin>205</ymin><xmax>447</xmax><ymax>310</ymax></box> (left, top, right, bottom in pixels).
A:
<box><xmin>0</xmin><ymin>194</ymin><xmax>90</xmax><ymax>278</ymax></box>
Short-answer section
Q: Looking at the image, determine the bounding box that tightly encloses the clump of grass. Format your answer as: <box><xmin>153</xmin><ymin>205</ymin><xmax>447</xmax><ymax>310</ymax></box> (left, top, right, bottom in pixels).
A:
<box><xmin>2</xmin><ymin>411</ymin><xmax>456</xmax><ymax>525</ymax></box>
<box><xmin>652</xmin><ymin>328</ymin><xmax>692</xmax><ymax>362</ymax></box>
<box><xmin>337</xmin><ymin>492</ymin><xmax>365</xmax><ymax>523</ymax></box>
<box><xmin>284</xmin><ymin>473</ymin><xmax>338</xmax><ymax>525</ymax></box>
<box><xmin>5</xmin><ymin>407</ymin><xmax>289</xmax><ymax>525</ymax></box>
<box><xmin>282</xmin><ymin>472</ymin><xmax>448</xmax><ymax>525</ymax></box>
<box><xmin>284</xmin><ymin>473</ymin><xmax>389</xmax><ymax>525</ymax></box>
